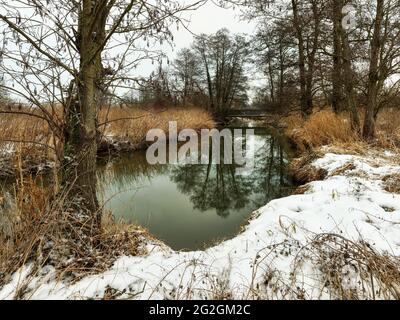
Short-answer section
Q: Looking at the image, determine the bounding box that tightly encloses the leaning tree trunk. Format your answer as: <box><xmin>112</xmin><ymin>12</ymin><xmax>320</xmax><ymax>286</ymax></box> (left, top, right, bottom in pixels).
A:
<box><xmin>363</xmin><ymin>0</ymin><xmax>384</xmax><ymax>140</ymax></box>
<box><xmin>62</xmin><ymin>0</ymin><xmax>108</xmax><ymax>230</ymax></box>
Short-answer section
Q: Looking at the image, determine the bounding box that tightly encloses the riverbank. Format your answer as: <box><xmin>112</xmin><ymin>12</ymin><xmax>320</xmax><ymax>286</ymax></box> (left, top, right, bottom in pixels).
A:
<box><xmin>1</xmin><ymin>109</ymin><xmax>400</xmax><ymax>300</ymax></box>
<box><xmin>0</xmin><ymin>107</ymin><xmax>215</xmax><ymax>178</ymax></box>
<box><xmin>1</xmin><ymin>145</ymin><xmax>399</xmax><ymax>299</ymax></box>
<box><xmin>281</xmin><ymin>109</ymin><xmax>400</xmax><ymax>154</ymax></box>
<box><xmin>98</xmin><ymin>107</ymin><xmax>215</xmax><ymax>154</ymax></box>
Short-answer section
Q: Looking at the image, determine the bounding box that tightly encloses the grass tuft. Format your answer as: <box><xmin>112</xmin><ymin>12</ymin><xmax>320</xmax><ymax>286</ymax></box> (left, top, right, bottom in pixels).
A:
<box><xmin>282</xmin><ymin>108</ymin><xmax>400</xmax><ymax>154</ymax></box>
<box><xmin>288</xmin><ymin>151</ymin><xmax>327</xmax><ymax>184</ymax></box>
<box><xmin>98</xmin><ymin>106</ymin><xmax>215</xmax><ymax>153</ymax></box>
<box><xmin>382</xmin><ymin>174</ymin><xmax>400</xmax><ymax>194</ymax></box>
<box><xmin>283</xmin><ymin>110</ymin><xmax>357</xmax><ymax>152</ymax></box>
<box><xmin>0</xmin><ymin>178</ymin><xmax>150</xmax><ymax>295</ymax></box>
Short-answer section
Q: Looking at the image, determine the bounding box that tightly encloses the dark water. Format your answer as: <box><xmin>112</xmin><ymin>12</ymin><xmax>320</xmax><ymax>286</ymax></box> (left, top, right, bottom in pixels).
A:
<box><xmin>97</xmin><ymin>124</ymin><xmax>295</xmax><ymax>251</ymax></box>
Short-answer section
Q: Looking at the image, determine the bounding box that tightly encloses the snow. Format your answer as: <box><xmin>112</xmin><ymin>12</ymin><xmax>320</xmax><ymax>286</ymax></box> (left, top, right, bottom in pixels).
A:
<box><xmin>1</xmin><ymin>151</ymin><xmax>400</xmax><ymax>300</ymax></box>
<box><xmin>0</xmin><ymin>142</ymin><xmax>15</xmax><ymax>157</ymax></box>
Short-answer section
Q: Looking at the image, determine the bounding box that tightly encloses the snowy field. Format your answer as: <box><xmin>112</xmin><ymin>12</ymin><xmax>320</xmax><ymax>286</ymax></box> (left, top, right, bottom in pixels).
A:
<box><xmin>1</xmin><ymin>151</ymin><xmax>400</xmax><ymax>300</ymax></box>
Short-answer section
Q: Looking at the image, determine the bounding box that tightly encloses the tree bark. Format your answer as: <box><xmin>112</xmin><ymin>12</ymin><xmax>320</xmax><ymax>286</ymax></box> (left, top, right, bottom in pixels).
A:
<box><xmin>267</xmin><ymin>49</ymin><xmax>275</xmax><ymax>104</ymax></box>
<box><xmin>304</xmin><ymin>0</ymin><xmax>321</xmax><ymax>115</ymax></box>
<box><xmin>341</xmin><ymin>27</ymin><xmax>361</xmax><ymax>133</ymax></box>
<box><xmin>292</xmin><ymin>0</ymin><xmax>309</xmax><ymax>116</ymax></box>
<box><xmin>332</xmin><ymin>0</ymin><xmax>344</xmax><ymax>113</ymax></box>
<box><xmin>363</xmin><ymin>0</ymin><xmax>384</xmax><ymax>140</ymax></box>
<box><xmin>278</xmin><ymin>40</ymin><xmax>285</xmax><ymax>111</ymax></box>
<box><xmin>62</xmin><ymin>0</ymin><xmax>108</xmax><ymax>228</ymax></box>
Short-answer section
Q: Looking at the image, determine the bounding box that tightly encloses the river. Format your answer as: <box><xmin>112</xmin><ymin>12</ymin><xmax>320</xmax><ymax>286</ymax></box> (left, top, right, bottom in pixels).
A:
<box><xmin>97</xmin><ymin>122</ymin><xmax>295</xmax><ymax>251</ymax></box>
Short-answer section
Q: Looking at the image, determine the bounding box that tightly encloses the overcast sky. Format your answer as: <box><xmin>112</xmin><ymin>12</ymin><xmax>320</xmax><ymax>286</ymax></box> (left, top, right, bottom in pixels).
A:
<box><xmin>138</xmin><ymin>1</ymin><xmax>257</xmax><ymax>77</ymax></box>
<box><xmin>173</xmin><ymin>2</ymin><xmax>256</xmax><ymax>49</ymax></box>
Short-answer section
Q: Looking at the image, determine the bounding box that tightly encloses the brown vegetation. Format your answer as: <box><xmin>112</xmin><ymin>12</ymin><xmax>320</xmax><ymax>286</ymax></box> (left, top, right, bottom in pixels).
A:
<box><xmin>0</xmin><ymin>177</ymin><xmax>151</xmax><ymax>294</ymax></box>
<box><xmin>0</xmin><ymin>111</ymin><xmax>54</xmax><ymax>164</ymax></box>
<box><xmin>283</xmin><ymin>110</ymin><xmax>358</xmax><ymax>152</ymax></box>
<box><xmin>98</xmin><ymin>106</ymin><xmax>215</xmax><ymax>152</ymax></box>
<box><xmin>382</xmin><ymin>174</ymin><xmax>400</xmax><ymax>194</ymax></box>
<box><xmin>288</xmin><ymin>151</ymin><xmax>327</xmax><ymax>184</ymax></box>
<box><xmin>259</xmin><ymin>233</ymin><xmax>400</xmax><ymax>300</ymax></box>
<box><xmin>0</xmin><ymin>106</ymin><xmax>215</xmax><ymax>176</ymax></box>
<box><xmin>375</xmin><ymin>108</ymin><xmax>400</xmax><ymax>150</ymax></box>
<box><xmin>282</xmin><ymin>108</ymin><xmax>400</xmax><ymax>154</ymax></box>
<box><xmin>309</xmin><ymin>234</ymin><xmax>400</xmax><ymax>299</ymax></box>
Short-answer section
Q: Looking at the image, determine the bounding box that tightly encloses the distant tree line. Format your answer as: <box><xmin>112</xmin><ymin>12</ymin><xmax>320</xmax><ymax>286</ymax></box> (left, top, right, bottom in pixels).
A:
<box><xmin>221</xmin><ymin>0</ymin><xmax>400</xmax><ymax>139</ymax></box>
<box><xmin>133</xmin><ymin>29</ymin><xmax>250</xmax><ymax>119</ymax></box>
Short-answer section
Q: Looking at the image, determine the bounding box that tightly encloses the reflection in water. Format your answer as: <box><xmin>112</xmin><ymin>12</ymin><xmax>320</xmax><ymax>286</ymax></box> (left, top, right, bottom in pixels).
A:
<box><xmin>170</xmin><ymin>134</ymin><xmax>292</xmax><ymax>218</ymax></box>
<box><xmin>171</xmin><ymin>163</ymin><xmax>253</xmax><ymax>218</ymax></box>
<box><xmin>97</xmin><ymin>127</ymin><xmax>294</xmax><ymax>251</ymax></box>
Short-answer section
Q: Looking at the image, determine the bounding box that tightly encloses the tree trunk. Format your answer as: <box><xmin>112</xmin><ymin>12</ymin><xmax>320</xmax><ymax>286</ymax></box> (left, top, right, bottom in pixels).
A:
<box><xmin>304</xmin><ymin>0</ymin><xmax>321</xmax><ymax>115</ymax></box>
<box><xmin>62</xmin><ymin>0</ymin><xmax>108</xmax><ymax>230</ymax></box>
<box><xmin>267</xmin><ymin>47</ymin><xmax>275</xmax><ymax>104</ymax></box>
<box><xmin>292</xmin><ymin>0</ymin><xmax>309</xmax><ymax>117</ymax></box>
<box><xmin>278</xmin><ymin>40</ymin><xmax>285</xmax><ymax>111</ymax></box>
<box><xmin>341</xmin><ymin>28</ymin><xmax>361</xmax><ymax>133</ymax></box>
<box><xmin>332</xmin><ymin>0</ymin><xmax>344</xmax><ymax>113</ymax></box>
<box><xmin>363</xmin><ymin>0</ymin><xmax>384</xmax><ymax>140</ymax></box>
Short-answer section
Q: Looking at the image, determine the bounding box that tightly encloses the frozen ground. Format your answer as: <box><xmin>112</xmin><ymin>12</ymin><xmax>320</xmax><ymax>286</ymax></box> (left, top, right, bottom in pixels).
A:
<box><xmin>1</xmin><ymin>151</ymin><xmax>400</xmax><ymax>300</ymax></box>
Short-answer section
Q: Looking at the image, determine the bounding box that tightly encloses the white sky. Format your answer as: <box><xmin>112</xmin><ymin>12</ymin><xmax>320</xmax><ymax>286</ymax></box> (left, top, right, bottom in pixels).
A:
<box><xmin>139</xmin><ymin>1</ymin><xmax>257</xmax><ymax>77</ymax></box>
<box><xmin>173</xmin><ymin>2</ymin><xmax>256</xmax><ymax>49</ymax></box>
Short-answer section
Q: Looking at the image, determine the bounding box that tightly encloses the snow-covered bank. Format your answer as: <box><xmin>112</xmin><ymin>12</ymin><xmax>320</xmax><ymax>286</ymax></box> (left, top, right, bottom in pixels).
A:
<box><xmin>1</xmin><ymin>151</ymin><xmax>400</xmax><ymax>300</ymax></box>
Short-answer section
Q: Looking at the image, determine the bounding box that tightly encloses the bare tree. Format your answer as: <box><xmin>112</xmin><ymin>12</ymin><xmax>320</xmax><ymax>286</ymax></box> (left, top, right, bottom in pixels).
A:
<box><xmin>332</xmin><ymin>0</ymin><xmax>345</xmax><ymax>113</ymax></box>
<box><xmin>252</xmin><ymin>19</ymin><xmax>298</xmax><ymax>112</ymax></box>
<box><xmin>172</xmin><ymin>48</ymin><xmax>201</xmax><ymax>106</ymax></box>
<box><xmin>0</xmin><ymin>0</ymin><xmax>204</xmax><ymax>228</ymax></box>
<box><xmin>192</xmin><ymin>29</ymin><xmax>249</xmax><ymax>118</ymax></box>
<box><xmin>363</xmin><ymin>0</ymin><xmax>385</xmax><ymax>139</ymax></box>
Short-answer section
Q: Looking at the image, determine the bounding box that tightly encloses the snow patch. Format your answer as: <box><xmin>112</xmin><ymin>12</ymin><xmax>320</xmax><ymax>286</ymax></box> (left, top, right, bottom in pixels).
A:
<box><xmin>1</xmin><ymin>152</ymin><xmax>400</xmax><ymax>300</ymax></box>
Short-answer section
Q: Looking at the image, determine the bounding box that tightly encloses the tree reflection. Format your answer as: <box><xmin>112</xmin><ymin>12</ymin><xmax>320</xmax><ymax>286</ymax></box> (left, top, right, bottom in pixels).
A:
<box><xmin>171</xmin><ymin>163</ymin><xmax>253</xmax><ymax>217</ymax></box>
<box><xmin>251</xmin><ymin>135</ymin><xmax>293</xmax><ymax>208</ymax></box>
<box><xmin>170</xmin><ymin>131</ymin><xmax>294</xmax><ymax>217</ymax></box>
<box><xmin>97</xmin><ymin>151</ymin><xmax>168</xmax><ymax>194</ymax></box>
<box><xmin>96</xmin><ymin>129</ymin><xmax>294</xmax><ymax>218</ymax></box>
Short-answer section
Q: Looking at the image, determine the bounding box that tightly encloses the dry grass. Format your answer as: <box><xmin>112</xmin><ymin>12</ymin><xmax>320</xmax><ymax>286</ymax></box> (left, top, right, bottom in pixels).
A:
<box><xmin>328</xmin><ymin>162</ymin><xmax>356</xmax><ymax>177</ymax></box>
<box><xmin>0</xmin><ymin>105</ymin><xmax>215</xmax><ymax>175</ymax></box>
<box><xmin>0</xmin><ymin>178</ymin><xmax>149</xmax><ymax>294</ymax></box>
<box><xmin>308</xmin><ymin>234</ymin><xmax>400</xmax><ymax>299</ymax></box>
<box><xmin>282</xmin><ymin>108</ymin><xmax>400</xmax><ymax>154</ymax></box>
<box><xmin>282</xmin><ymin>110</ymin><xmax>358</xmax><ymax>153</ymax></box>
<box><xmin>288</xmin><ymin>151</ymin><xmax>328</xmax><ymax>184</ymax></box>
<box><xmin>375</xmin><ymin>108</ymin><xmax>400</xmax><ymax>150</ymax></box>
<box><xmin>99</xmin><ymin>106</ymin><xmax>215</xmax><ymax>151</ymax></box>
<box><xmin>382</xmin><ymin>174</ymin><xmax>400</xmax><ymax>194</ymax></box>
<box><xmin>257</xmin><ymin>234</ymin><xmax>400</xmax><ymax>300</ymax></box>
<box><xmin>293</xmin><ymin>185</ymin><xmax>312</xmax><ymax>195</ymax></box>
<box><xmin>0</xmin><ymin>111</ymin><xmax>55</xmax><ymax>177</ymax></box>
<box><xmin>0</xmin><ymin>111</ymin><xmax>53</xmax><ymax>153</ymax></box>
<box><xmin>0</xmin><ymin>106</ymin><xmax>215</xmax><ymax>153</ymax></box>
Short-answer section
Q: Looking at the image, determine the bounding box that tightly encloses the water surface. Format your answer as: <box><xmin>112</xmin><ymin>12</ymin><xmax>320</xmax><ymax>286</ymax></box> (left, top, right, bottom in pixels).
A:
<box><xmin>97</xmin><ymin>125</ymin><xmax>295</xmax><ymax>251</ymax></box>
